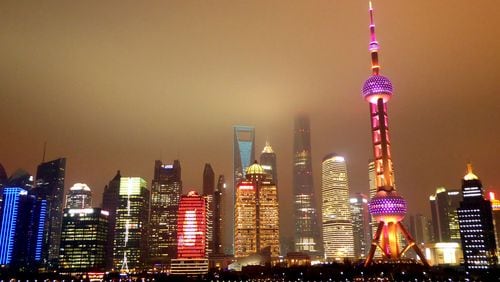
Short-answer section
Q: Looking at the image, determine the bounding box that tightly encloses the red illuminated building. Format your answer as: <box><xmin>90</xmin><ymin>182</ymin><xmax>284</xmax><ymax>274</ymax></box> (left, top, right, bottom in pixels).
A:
<box><xmin>170</xmin><ymin>191</ymin><xmax>209</xmax><ymax>275</ymax></box>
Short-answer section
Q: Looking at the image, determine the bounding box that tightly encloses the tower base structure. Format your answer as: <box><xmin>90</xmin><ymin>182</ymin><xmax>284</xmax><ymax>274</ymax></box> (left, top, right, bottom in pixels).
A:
<box><xmin>364</xmin><ymin>192</ymin><xmax>430</xmax><ymax>267</ymax></box>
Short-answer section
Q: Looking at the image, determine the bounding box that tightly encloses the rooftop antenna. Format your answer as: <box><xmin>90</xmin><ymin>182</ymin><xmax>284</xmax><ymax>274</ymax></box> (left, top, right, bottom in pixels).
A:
<box><xmin>42</xmin><ymin>141</ymin><xmax>47</xmax><ymax>162</ymax></box>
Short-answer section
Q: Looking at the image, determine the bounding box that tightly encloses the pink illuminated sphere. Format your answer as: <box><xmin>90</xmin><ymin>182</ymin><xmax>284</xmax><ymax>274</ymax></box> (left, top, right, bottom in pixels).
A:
<box><xmin>369</xmin><ymin>190</ymin><xmax>407</xmax><ymax>223</ymax></box>
<box><xmin>362</xmin><ymin>75</ymin><xmax>393</xmax><ymax>104</ymax></box>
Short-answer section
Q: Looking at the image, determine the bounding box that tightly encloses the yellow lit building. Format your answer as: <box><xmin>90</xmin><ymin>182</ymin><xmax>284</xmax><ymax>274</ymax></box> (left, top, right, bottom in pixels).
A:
<box><xmin>234</xmin><ymin>162</ymin><xmax>280</xmax><ymax>260</ymax></box>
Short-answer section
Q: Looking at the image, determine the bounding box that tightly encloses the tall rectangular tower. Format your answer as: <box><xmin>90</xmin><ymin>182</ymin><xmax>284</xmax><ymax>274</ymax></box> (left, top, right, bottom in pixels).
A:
<box><xmin>202</xmin><ymin>163</ymin><xmax>215</xmax><ymax>255</ymax></box>
<box><xmin>34</xmin><ymin>157</ymin><xmax>66</xmax><ymax>269</ymax></box>
<box><xmin>114</xmin><ymin>177</ymin><xmax>149</xmax><ymax>272</ymax></box>
<box><xmin>293</xmin><ymin>115</ymin><xmax>320</xmax><ymax>256</ymax></box>
<box><xmin>429</xmin><ymin>187</ymin><xmax>461</xmax><ymax>242</ymax></box>
<box><xmin>232</xmin><ymin>125</ymin><xmax>255</xmax><ymax>254</ymax></box>
<box><xmin>350</xmin><ymin>193</ymin><xmax>372</xmax><ymax>259</ymax></box>
<box><xmin>149</xmin><ymin>160</ymin><xmax>182</xmax><ymax>266</ymax></box>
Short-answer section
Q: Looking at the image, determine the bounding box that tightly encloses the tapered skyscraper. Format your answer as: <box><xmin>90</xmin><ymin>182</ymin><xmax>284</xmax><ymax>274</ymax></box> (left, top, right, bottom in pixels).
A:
<box><xmin>260</xmin><ymin>142</ymin><xmax>277</xmax><ymax>185</ymax></box>
<box><xmin>34</xmin><ymin>157</ymin><xmax>66</xmax><ymax>269</ymax></box>
<box><xmin>102</xmin><ymin>170</ymin><xmax>121</xmax><ymax>269</ymax></box>
<box><xmin>149</xmin><ymin>160</ymin><xmax>182</xmax><ymax>266</ymax></box>
<box><xmin>362</xmin><ymin>2</ymin><xmax>428</xmax><ymax>266</ymax></box>
<box><xmin>233</xmin><ymin>125</ymin><xmax>255</xmax><ymax>253</ymax></box>
<box><xmin>203</xmin><ymin>163</ymin><xmax>215</xmax><ymax>255</ymax></box>
<box><xmin>293</xmin><ymin>115</ymin><xmax>321</xmax><ymax>256</ymax></box>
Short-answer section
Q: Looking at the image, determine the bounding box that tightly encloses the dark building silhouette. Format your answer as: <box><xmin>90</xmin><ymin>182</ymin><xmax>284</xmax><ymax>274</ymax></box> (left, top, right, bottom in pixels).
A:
<box><xmin>149</xmin><ymin>160</ymin><xmax>182</xmax><ymax>266</ymax></box>
<box><xmin>101</xmin><ymin>170</ymin><xmax>121</xmax><ymax>269</ymax></box>
<box><xmin>203</xmin><ymin>163</ymin><xmax>215</xmax><ymax>255</ymax></box>
<box><xmin>292</xmin><ymin>115</ymin><xmax>321</xmax><ymax>256</ymax></box>
<box><xmin>260</xmin><ymin>142</ymin><xmax>277</xmax><ymax>185</ymax></box>
<box><xmin>429</xmin><ymin>187</ymin><xmax>461</xmax><ymax>242</ymax></box>
<box><xmin>457</xmin><ymin>164</ymin><xmax>497</xmax><ymax>270</ymax></box>
<box><xmin>213</xmin><ymin>175</ymin><xmax>225</xmax><ymax>255</ymax></box>
<box><xmin>409</xmin><ymin>213</ymin><xmax>433</xmax><ymax>245</ymax></box>
<box><xmin>34</xmin><ymin>157</ymin><xmax>66</xmax><ymax>269</ymax></box>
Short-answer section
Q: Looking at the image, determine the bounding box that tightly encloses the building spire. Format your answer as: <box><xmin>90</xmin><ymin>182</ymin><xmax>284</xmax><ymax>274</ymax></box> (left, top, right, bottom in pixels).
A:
<box><xmin>464</xmin><ymin>162</ymin><xmax>479</xmax><ymax>180</ymax></box>
<box><xmin>369</xmin><ymin>1</ymin><xmax>381</xmax><ymax>75</ymax></box>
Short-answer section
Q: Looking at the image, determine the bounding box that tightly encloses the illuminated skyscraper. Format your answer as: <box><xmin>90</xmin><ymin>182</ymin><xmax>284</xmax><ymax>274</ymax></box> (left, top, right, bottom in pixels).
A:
<box><xmin>34</xmin><ymin>157</ymin><xmax>66</xmax><ymax>268</ymax></box>
<box><xmin>102</xmin><ymin>170</ymin><xmax>121</xmax><ymax>269</ymax></box>
<box><xmin>171</xmin><ymin>191</ymin><xmax>208</xmax><ymax>275</ymax></box>
<box><xmin>429</xmin><ymin>187</ymin><xmax>461</xmax><ymax>242</ymax></box>
<box><xmin>234</xmin><ymin>162</ymin><xmax>280</xmax><ymax>259</ymax></box>
<box><xmin>321</xmin><ymin>154</ymin><xmax>354</xmax><ymax>260</ymax></box>
<box><xmin>0</xmin><ymin>187</ymin><xmax>46</xmax><ymax>270</ymax></box>
<box><xmin>293</xmin><ymin>115</ymin><xmax>320</xmax><ymax>256</ymax></box>
<box><xmin>233</xmin><ymin>125</ymin><xmax>255</xmax><ymax>253</ymax></box>
<box><xmin>203</xmin><ymin>163</ymin><xmax>215</xmax><ymax>255</ymax></box>
<box><xmin>457</xmin><ymin>164</ymin><xmax>497</xmax><ymax>270</ymax></box>
<box><xmin>350</xmin><ymin>193</ymin><xmax>371</xmax><ymax>259</ymax></box>
<box><xmin>487</xmin><ymin>192</ymin><xmax>500</xmax><ymax>258</ymax></box>
<box><xmin>65</xmin><ymin>183</ymin><xmax>92</xmax><ymax>209</ymax></box>
<box><xmin>59</xmin><ymin>208</ymin><xmax>108</xmax><ymax>273</ymax></box>
<box><xmin>149</xmin><ymin>160</ymin><xmax>182</xmax><ymax>266</ymax></box>
<box><xmin>362</xmin><ymin>3</ymin><xmax>428</xmax><ymax>266</ymax></box>
<box><xmin>260</xmin><ymin>142</ymin><xmax>277</xmax><ymax>185</ymax></box>
<box><xmin>114</xmin><ymin>177</ymin><xmax>149</xmax><ymax>272</ymax></box>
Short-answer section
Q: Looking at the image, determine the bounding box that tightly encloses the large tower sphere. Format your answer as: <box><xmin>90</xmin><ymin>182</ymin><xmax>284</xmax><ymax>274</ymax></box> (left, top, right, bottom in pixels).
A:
<box><xmin>362</xmin><ymin>75</ymin><xmax>393</xmax><ymax>104</ymax></box>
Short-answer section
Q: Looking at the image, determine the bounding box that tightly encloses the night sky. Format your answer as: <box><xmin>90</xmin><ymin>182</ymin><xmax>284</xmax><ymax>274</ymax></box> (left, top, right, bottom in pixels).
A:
<box><xmin>1</xmin><ymin>0</ymin><xmax>499</xmax><ymax>249</ymax></box>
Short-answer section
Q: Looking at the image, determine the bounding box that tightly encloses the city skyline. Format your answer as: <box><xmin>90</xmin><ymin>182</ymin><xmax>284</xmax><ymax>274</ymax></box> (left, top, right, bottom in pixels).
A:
<box><xmin>1</xmin><ymin>0</ymin><xmax>499</xmax><ymax>240</ymax></box>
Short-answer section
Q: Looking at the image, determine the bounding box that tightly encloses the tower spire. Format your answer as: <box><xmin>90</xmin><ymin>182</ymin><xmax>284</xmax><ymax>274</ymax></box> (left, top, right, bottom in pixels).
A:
<box><xmin>369</xmin><ymin>1</ymin><xmax>380</xmax><ymax>75</ymax></box>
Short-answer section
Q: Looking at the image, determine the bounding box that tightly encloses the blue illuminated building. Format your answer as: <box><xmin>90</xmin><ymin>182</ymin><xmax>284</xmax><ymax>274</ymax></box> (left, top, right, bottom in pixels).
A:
<box><xmin>0</xmin><ymin>187</ymin><xmax>46</xmax><ymax>270</ymax></box>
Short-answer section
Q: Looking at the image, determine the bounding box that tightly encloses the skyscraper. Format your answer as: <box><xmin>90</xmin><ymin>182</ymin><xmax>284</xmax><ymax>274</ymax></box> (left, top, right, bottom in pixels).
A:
<box><xmin>350</xmin><ymin>193</ymin><xmax>371</xmax><ymax>259</ymax></box>
<box><xmin>409</xmin><ymin>213</ymin><xmax>433</xmax><ymax>245</ymax></box>
<box><xmin>102</xmin><ymin>170</ymin><xmax>121</xmax><ymax>269</ymax></box>
<box><xmin>34</xmin><ymin>157</ymin><xmax>66</xmax><ymax>268</ymax></box>
<box><xmin>213</xmin><ymin>175</ymin><xmax>225</xmax><ymax>255</ymax></box>
<box><xmin>0</xmin><ymin>187</ymin><xmax>46</xmax><ymax>270</ymax></box>
<box><xmin>429</xmin><ymin>187</ymin><xmax>461</xmax><ymax>242</ymax></box>
<box><xmin>149</xmin><ymin>160</ymin><xmax>182</xmax><ymax>266</ymax></box>
<box><xmin>487</xmin><ymin>192</ymin><xmax>500</xmax><ymax>259</ymax></box>
<box><xmin>171</xmin><ymin>191</ymin><xmax>209</xmax><ymax>275</ymax></box>
<box><xmin>65</xmin><ymin>183</ymin><xmax>92</xmax><ymax>209</ymax></box>
<box><xmin>457</xmin><ymin>164</ymin><xmax>497</xmax><ymax>270</ymax></box>
<box><xmin>260</xmin><ymin>142</ymin><xmax>277</xmax><ymax>185</ymax></box>
<box><xmin>233</xmin><ymin>125</ymin><xmax>255</xmax><ymax>254</ymax></box>
<box><xmin>361</xmin><ymin>2</ymin><xmax>428</xmax><ymax>266</ymax></box>
<box><xmin>59</xmin><ymin>208</ymin><xmax>108</xmax><ymax>273</ymax></box>
<box><xmin>114</xmin><ymin>177</ymin><xmax>149</xmax><ymax>272</ymax></box>
<box><xmin>321</xmin><ymin>154</ymin><xmax>354</xmax><ymax>260</ymax></box>
<box><xmin>203</xmin><ymin>163</ymin><xmax>215</xmax><ymax>255</ymax></box>
<box><xmin>293</xmin><ymin>115</ymin><xmax>321</xmax><ymax>256</ymax></box>
<box><xmin>234</xmin><ymin>162</ymin><xmax>280</xmax><ymax>259</ymax></box>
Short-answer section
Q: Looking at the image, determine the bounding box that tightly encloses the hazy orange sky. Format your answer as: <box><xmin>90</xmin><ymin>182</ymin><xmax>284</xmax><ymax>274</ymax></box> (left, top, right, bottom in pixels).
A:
<box><xmin>1</xmin><ymin>0</ymin><xmax>499</xmax><ymax>249</ymax></box>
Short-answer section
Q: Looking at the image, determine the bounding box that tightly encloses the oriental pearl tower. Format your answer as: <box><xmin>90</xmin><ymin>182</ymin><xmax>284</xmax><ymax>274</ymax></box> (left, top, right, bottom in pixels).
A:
<box><xmin>362</xmin><ymin>2</ymin><xmax>429</xmax><ymax>267</ymax></box>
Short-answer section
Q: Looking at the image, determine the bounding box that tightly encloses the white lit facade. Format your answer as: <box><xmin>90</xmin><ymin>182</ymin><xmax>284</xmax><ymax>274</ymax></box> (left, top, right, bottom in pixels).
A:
<box><xmin>321</xmin><ymin>154</ymin><xmax>354</xmax><ymax>260</ymax></box>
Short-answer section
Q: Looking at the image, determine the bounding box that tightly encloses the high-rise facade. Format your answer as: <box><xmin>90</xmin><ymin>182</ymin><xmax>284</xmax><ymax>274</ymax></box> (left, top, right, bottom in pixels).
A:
<box><xmin>101</xmin><ymin>170</ymin><xmax>121</xmax><ymax>269</ymax></box>
<box><xmin>233</xmin><ymin>125</ymin><xmax>255</xmax><ymax>254</ymax></box>
<box><xmin>429</xmin><ymin>187</ymin><xmax>461</xmax><ymax>242</ymax></box>
<box><xmin>149</xmin><ymin>160</ymin><xmax>182</xmax><ymax>266</ymax></box>
<box><xmin>65</xmin><ymin>183</ymin><xmax>92</xmax><ymax>209</ymax></box>
<box><xmin>321</xmin><ymin>154</ymin><xmax>354</xmax><ymax>260</ymax></box>
<box><xmin>457</xmin><ymin>164</ymin><xmax>497</xmax><ymax>270</ymax></box>
<box><xmin>260</xmin><ymin>142</ymin><xmax>277</xmax><ymax>185</ymax></box>
<box><xmin>487</xmin><ymin>192</ymin><xmax>500</xmax><ymax>259</ymax></box>
<box><xmin>350</xmin><ymin>193</ymin><xmax>372</xmax><ymax>259</ymax></box>
<box><xmin>59</xmin><ymin>208</ymin><xmax>108</xmax><ymax>273</ymax></box>
<box><xmin>34</xmin><ymin>157</ymin><xmax>66</xmax><ymax>268</ymax></box>
<box><xmin>213</xmin><ymin>175</ymin><xmax>225</xmax><ymax>254</ymax></box>
<box><xmin>114</xmin><ymin>177</ymin><xmax>149</xmax><ymax>272</ymax></box>
<box><xmin>409</xmin><ymin>214</ymin><xmax>433</xmax><ymax>245</ymax></box>
<box><xmin>234</xmin><ymin>162</ymin><xmax>280</xmax><ymax>259</ymax></box>
<box><xmin>361</xmin><ymin>3</ymin><xmax>428</xmax><ymax>266</ymax></box>
<box><xmin>171</xmin><ymin>191</ymin><xmax>209</xmax><ymax>275</ymax></box>
<box><xmin>202</xmin><ymin>163</ymin><xmax>215</xmax><ymax>255</ymax></box>
<box><xmin>293</xmin><ymin>115</ymin><xmax>321</xmax><ymax>256</ymax></box>
<box><xmin>0</xmin><ymin>187</ymin><xmax>46</xmax><ymax>270</ymax></box>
